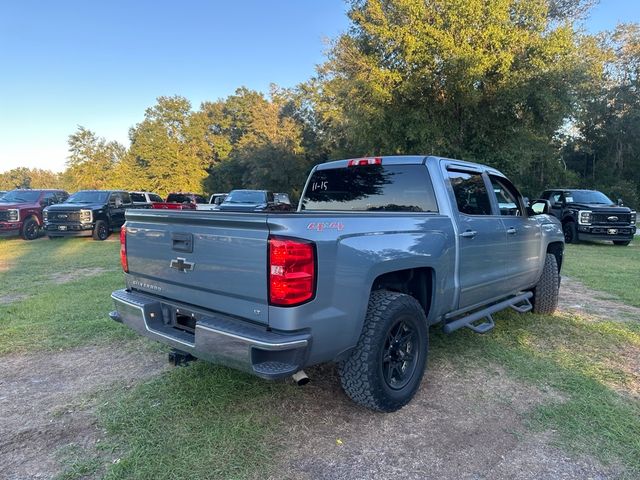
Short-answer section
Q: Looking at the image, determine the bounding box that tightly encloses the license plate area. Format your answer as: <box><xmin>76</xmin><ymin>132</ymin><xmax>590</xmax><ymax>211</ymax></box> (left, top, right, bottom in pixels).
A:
<box><xmin>58</xmin><ymin>225</ymin><xmax>67</xmax><ymax>231</ymax></box>
<box><xmin>608</xmin><ymin>228</ymin><xmax>618</xmax><ymax>235</ymax></box>
<box><xmin>163</xmin><ymin>305</ymin><xmax>200</xmax><ymax>335</ymax></box>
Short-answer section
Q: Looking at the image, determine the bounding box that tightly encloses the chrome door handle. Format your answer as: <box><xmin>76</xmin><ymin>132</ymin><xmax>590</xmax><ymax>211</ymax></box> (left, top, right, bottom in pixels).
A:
<box><xmin>459</xmin><ymin>230</ymin><xmax>477</xmax><ymax>238</ymax></box>
<box><xmin>507</xmin><ymin>227</ymin><xmax>517</xmax><ymax>235</ymax></box>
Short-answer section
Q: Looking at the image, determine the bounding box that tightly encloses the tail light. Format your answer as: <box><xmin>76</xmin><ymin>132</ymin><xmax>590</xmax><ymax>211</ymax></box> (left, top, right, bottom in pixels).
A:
<box><xmin>269</xmin><ymin>236</ymin><xmax>316</xmax><ymax>306</ymax></box>
<box><xmin>120</xmin><ymin>226</ymin><xmax>128</xmax><ymax>273</ymax></box>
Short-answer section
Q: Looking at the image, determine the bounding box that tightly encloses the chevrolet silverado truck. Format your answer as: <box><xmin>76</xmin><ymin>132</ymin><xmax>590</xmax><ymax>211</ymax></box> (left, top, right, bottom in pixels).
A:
<box><xmin>539</xmin><ymin>189</ymin><xmax>636</xmax><ymax>246</ymax></box>
<box><xmin>0</xmin><ymin>189</ymin><xmax>69</xmax><ymax>240</ymax></box>
<box><xmin>45</xmin><ymin>190</ymin><xmax>134</xmax><ymax>240</ymax></box>
<box><xmin>110</xmin><ymin>156</ymin><xmax>564</xmax><ymax>411</ymax></box>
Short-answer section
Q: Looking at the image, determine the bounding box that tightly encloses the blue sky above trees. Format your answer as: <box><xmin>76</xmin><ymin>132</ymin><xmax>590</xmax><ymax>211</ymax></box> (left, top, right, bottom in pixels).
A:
<box><xmin>0</xmin><ymin>0</ymin><xmax>637</xmax><ymax>172</ymax></box>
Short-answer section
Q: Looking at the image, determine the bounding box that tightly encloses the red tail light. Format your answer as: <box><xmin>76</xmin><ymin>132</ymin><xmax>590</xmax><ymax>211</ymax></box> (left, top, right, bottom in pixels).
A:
<box><xmin>120</xmin><ymin>226</ymin><xmax>128</xmax><ymax>273</ymax></box>
<box><xmin>269</xmin><ymin>236</ymin><xmax>316</xmax><ymax>306</ymax></box>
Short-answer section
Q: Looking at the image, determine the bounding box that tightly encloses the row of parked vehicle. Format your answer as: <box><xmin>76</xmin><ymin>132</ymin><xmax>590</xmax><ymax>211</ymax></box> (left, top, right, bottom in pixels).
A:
<box><xmin>0</xmin><ymin>188</ymin><xmax>293</xmax><ymax>241</ymax></box>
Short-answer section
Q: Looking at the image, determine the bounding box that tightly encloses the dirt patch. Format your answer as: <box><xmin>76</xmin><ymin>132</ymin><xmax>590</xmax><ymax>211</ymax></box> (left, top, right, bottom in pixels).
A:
<box><xmin>0</xmin><ymin>293</ymin><xmax>29</xmax><ymax>305</ymax></box>
<box><xmin>261</xmin><ymin>362</ymin><xmax>617</xmax><ymax>480</ymax></box>
<box><xmin>559</xmin><ymin>276</ymin><xmax>640</xmax><ymax>321</ymax></box>
<box><xmin>48</xmin><ymin>267</ymin><xmax>113</xmax><ymax>285</ymax></box>
<box><xmin>0</xmin><ymin>343</ymin><xmax>167</xmax><ymax>480</ymax></box>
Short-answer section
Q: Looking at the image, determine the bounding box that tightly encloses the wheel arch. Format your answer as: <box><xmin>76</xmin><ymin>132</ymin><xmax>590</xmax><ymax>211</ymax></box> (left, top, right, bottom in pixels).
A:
<box><xmin>546</xmin><ymin>241</ymin><xmax>564</xmax><ymax>273</ymax></box>
<box><xmin>370</xmin><ymin>267</ymin><xmax>435</xmax><ymax>324</ymax></box>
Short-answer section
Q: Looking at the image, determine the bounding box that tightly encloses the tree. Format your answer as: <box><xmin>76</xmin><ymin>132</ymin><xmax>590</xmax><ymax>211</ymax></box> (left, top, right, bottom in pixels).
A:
<box><xmin>64</xmin><ymin>126</ymin><xmax>126</xmax><ymax>191</ymax></box>
<box><xmin>0</xmin><ymin>167</ymin><xmax>63</xmax><ymax>190</ymax></box>
<box><xmin>311</xmin><ymin>0</ymin><xmax>602</xmax><ymax>195</ymax></box>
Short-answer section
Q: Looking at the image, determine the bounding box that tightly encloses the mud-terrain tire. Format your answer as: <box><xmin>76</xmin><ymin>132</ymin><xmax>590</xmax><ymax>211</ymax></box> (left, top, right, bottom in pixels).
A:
<box><xmin>613</xmin><ymin>240</ymin><xmax>630</xmax><ymax>246</ymax></box>
<box><xmin>338</xmin><ymin>290</ymin><xmax>428</xmax><ymax>412</ymax></box>
<box><xmin>92</xmin><ymin>220</ymin><xmax>110</xmax><ymax>241</ymax></box>
<box><xmin>21</xmin><ymin>217</ymin><xmax>39</xmax><ymax>240</ymax></box>
<box><xmin>531</xmin><ymin>253</ymin><xmax>559</xmax><ymax>315</ymax></box>
<box><xmin>563</xmin><ymin>221</ymin><xmax>578</xmax><ymax>244</ymax></box>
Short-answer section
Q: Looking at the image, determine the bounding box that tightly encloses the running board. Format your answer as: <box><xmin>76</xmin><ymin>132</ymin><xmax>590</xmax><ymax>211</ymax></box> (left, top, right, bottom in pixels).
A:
<box><xmin>443</xmin><ymin>292</ymin><xmax>534</xmax><ymax>335</ymax></box>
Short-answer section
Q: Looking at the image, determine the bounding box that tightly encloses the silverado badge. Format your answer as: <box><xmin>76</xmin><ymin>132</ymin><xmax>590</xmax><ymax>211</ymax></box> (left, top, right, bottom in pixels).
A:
<box><xmin>170</xmin><ymin>257</ymin><xmax>194</xmax><ymax>272</ymax></box>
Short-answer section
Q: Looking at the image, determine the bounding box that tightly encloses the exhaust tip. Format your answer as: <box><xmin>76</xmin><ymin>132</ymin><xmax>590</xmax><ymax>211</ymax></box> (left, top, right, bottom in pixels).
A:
<box><xmin>292</xmin><ymin>370</ymin><xmax>309</xmax><ymax>386</ymax></box>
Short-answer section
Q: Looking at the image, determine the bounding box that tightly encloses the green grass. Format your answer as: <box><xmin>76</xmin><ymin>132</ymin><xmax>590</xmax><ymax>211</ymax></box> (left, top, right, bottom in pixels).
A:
<box><xmin>99</xmin><ymin>362</ymin><xmax>295</xmax><ymax>480</ymax></box>
<box><xmin>0</xmin><ymin>237</ymin><xmax>136</xmax><ymax>354</ymax></box>
<box><xmin>563</xmin><ymin>240</ymin><xmax>640</xmax><ymax>307</ymax></box>
<box><xmin>2</xmin><ymin>236</ymin><xmax>639</xmax><ymax>478</ymax></box>
<box><xmin>431</xmin><ymin>310</ymin><xmax>640</xmax><ymax>476</ymax></box>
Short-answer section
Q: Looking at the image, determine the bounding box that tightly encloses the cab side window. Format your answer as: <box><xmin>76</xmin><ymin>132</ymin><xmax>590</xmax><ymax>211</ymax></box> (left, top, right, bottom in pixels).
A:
<box><xmin>447</xmin><ymin>171</ymin><xmax>493</xmax><ymax>215</ymax></box>
<box><xmin>121</xmin><ymin>192</ymin><xmax>132</xmax><ymax>204</ymax></box>
<box><xmin>490</xmin><ymin>177</ymin><xmax>522</xmax><ymax>216</ymax></box>
<box><xmin>41</xmin><ymin>192</ymin><xmax>56</xmax><ymax>206</ymax></box>
<box><xmin>109</xmin><ymin>193</ymin><xmax>123</xmax><ymax>207</ymax></box>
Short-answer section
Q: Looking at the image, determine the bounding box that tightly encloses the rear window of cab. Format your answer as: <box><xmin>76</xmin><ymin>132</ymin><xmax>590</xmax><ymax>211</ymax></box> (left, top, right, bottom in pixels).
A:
<box><xmin>301</xmin><ymin>164</ymin><xmax>438</xmax><ymax>212</ymax></box>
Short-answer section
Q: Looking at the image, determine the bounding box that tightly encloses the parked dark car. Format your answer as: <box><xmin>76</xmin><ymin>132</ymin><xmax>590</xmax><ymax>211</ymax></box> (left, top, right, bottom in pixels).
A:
<box><xmin>44</xmin><ymin>190</ymin><xmax>134</xmax><ymax>240</ymax></box>
<box><xmin>152</xmin><ymin>192</ymin><xmax>207</xmax><ymax>210</ymax></box>
<box><xmin>130</xmin><ymin>191</ymin><xmax>164</xmax><ymax>208</ymax></box>
<box><xmin>538</xmin><ymin>189</ymin><xmax>636</xmax><ymax>246</ymax></box>
<box><xmin>0</xmin><ymin>189</ymin><xmax>69</xmax><ymax>240</ymax></box>
<box><xmin>217</xmin><ymin>189</ymin><xmax>293</xmax><ymax>212</ymax></box>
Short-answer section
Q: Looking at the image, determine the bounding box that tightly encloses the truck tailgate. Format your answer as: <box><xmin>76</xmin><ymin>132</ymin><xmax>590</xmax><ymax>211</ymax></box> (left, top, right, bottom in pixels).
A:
<box><xmin>124</xmin><ymin>210</ymin><xmax>269</xmax><ymax>324</ymax></box>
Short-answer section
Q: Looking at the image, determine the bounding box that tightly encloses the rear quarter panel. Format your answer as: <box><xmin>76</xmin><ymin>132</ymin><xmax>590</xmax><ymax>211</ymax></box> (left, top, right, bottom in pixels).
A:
<box><xmin>267</xmin><ymin>213</ymin><xmax>456</xmax><ymax>365</ymax></box>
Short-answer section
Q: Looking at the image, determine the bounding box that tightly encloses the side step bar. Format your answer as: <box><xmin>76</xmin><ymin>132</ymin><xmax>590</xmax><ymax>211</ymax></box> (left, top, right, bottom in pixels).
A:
<box><xmin>443</xmin><ymin>291</ymin><xmax>533</xmax><ymax>335</ymax></box>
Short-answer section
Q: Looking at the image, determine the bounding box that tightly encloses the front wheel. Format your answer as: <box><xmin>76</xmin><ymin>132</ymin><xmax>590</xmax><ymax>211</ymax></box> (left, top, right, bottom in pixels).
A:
<box><xmin>563</xmin><ymin>221</ymin><xmax>578</xmax><ymax>244</ymax></box>
<box><xmin>338</xmin><ymin>290</ymin><xmax>428</xmax><ymax>412</ymax></box>
<box><xmin>92</xmin><ymin>220</ymin><xmax>110</xmax><ymax>241</ymax></box>
<box><xmin>531</xmin><ymin>253</ymin><xmax>560</xmax><ymax>315</ymax></box>
<box><xmin>21</xmin><ymin>217</ymin><xmax>40</xmax><ymax>240</ymax></box>
<box><xmin>613</xmin><ymin>240</ymin><xmax>630</xmax><ymax>246</ymax></box>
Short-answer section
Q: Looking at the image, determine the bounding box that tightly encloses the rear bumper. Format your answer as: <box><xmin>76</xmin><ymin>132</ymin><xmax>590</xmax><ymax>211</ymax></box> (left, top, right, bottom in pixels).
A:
<box><xmin>109</xmin><ymin>289</ymin><xmax>310</xmax><ymax>379</ymax></box>
<box><xmin>577</xmin><ymin>225</ymin><xmax>636</xmax><ymax>241</ymax></box>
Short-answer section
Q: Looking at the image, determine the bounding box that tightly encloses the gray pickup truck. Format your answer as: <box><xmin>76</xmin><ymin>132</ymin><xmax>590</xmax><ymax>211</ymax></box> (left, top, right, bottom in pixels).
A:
<box><xmin>110</xmin><ymin>156</ymin><xmax>564</xmax><ymax>411</ymax></box>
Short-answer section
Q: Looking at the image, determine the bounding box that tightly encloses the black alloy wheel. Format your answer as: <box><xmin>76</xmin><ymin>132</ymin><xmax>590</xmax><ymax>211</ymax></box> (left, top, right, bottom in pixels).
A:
<box><xmin>382</xmin><ymin>318</ymin><xmax>419</xmax><ymax>390</ymax></box>
<box><xmin>93</xmin><ymin>219</ymin><xmax>110</xmax><ymax>241</ymax></box>
<box><xmin>22</xmin><ymin>218</ymin><xmax>39</xmax><ymax>240</ymax></box>
<box><xmin>563</xmin><ymin>221</ymin><xmax>577</xmax><ymax>244</ymax></box>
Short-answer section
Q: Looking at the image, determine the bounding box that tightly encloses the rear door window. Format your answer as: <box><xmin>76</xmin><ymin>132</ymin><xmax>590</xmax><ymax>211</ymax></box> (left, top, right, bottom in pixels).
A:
<box><xmin>447</xmin><ymin>171</ymin><xmax>493</xmax><ymax>215</ymax></box>
<box><xmin>301</xmin><ymin>164</ymin><xmax>438</xmax><ymax>212</ymax></box>
<box><xmin>130</xmin><ymin>193</ymin><xmax>146</xmax><ymax>202</ymax></box>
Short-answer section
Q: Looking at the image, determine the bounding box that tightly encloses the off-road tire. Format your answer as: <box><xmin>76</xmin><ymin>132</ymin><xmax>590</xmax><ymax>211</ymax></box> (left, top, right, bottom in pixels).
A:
<box><xmin>338</xmin><ymin>290</ymin><xmax>428</xmax><ymax>412</ymax></box>
<box><xmin>92</xmin><ymin>220</ymin><xmax>110</xmax><ymax>241</ymax></box>
<box><xmin>531</xmin><ymin>253</ymin><xmax>559</xmax><ymax>315</ymax></box>
<box><xmin>563</xmin><ymin>221</ymin><xmax>578</xmax><ymax>244</ymax></box>
<box><xmin>613</xmin><ymin>240</ymin><xmax>630</xmax><ymax>246</ymax></box>
<box><xmin>21</xmin><ymin>217</ymin><xmax>39</xmax><ymax>240</ymax></box>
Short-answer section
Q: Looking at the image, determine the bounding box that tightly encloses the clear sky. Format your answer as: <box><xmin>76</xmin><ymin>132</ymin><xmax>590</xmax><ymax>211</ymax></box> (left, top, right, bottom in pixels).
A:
<box><xmin>0</xmin><ymin>0</ymin><xmax>638</xmax><ymax>173</ymax></box>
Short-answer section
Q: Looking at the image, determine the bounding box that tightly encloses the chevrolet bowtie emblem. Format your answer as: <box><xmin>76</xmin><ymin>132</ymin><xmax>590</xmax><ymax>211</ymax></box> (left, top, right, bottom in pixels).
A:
<box><xmin>170</xmin><ymin>257</ymin><xmax>194</xmax><ymax>272</ymax></box>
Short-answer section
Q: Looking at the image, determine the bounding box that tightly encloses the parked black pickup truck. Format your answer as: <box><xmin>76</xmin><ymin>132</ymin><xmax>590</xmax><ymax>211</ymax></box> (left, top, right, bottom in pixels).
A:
<box><xmin>539</xmin><ymin>189</ymin><xmax>636</xmax><ymax>246</ymax></box>
<box><xmin>44</xmin><ymin>190</ymin><xmax>134</xmax><ymax>240</ymax></box>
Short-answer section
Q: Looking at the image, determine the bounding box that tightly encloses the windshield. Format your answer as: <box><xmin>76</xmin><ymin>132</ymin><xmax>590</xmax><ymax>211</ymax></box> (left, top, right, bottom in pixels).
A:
<box><xmin>0</xmin><ymin>190</ymin><xmax>41</xmax><ymax>203</ymax></box>
<box><xmin>567</xmin><ymin>191</ymin><xmax>612</xmax><ymax>204</ymax></box>
<box><xmin>223</xmin><ymin>191</ymin><xmax>266</xmax><ymax>204</ymax></box>
<box><xmin>66</xmin><ymin>191</ymin><xmax>109</xmax><ymax>203</ymax></box>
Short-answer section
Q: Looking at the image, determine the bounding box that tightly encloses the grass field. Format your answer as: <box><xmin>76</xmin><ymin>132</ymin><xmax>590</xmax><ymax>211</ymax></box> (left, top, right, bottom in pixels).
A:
<box><xmin>0</xmin><ymin>236</ymin><xmax>638</xmax><ymax>478</ymax></box>
<box><xmin>563</xmin><ymin>240</ymin><xmax>640</xmax><ymax>307</ymax></box>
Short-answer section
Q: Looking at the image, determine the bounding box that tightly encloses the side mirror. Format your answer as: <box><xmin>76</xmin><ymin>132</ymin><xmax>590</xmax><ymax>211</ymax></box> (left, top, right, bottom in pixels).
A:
<box><xmin>528</xmin><ymin>199</ymin><xmax>551</xmax><ymax>216</ymax></box>
<box><xmin>617</xmin><ymin>198</ymin><xmax>624</xmax><ymax>206</ymax></box>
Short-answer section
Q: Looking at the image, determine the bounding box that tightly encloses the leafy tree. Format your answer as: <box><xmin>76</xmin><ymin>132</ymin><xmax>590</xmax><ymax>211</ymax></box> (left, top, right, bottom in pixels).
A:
<box><xmin>0</xmin><ymin>168</ymin><xmax>63</xmax><ymax>190</ymax></box>
<box><xmin>311</xmin><ymin>0</ymin><xmax>602</xmax><ymax>196</ymax></box>
<box><xmin>63</xmin><ymin>127</ymin><xmax>126</xmax><ymax>191</ymax></box>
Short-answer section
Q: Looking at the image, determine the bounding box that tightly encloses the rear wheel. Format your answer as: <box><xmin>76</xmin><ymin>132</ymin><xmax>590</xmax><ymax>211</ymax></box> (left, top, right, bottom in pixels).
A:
<box><xmin>338</xmin><ymin>290</ymin><xmax>428</xmax><ymax>412</ymax></box>
<box><xmin>21</xmin><ymin>217</ymin><xmax>39</xmax><ymax>240</ymax></box>
<box><xmin>613</xmin><ymin>240</ymin><xmax>630</xmax><ymax>246</ymax></box>
<box><xmin>531</xmin><ymin>253</ymin><xmax>560</xmax><ymax>315</ymax></box>
<box><xmin>563</xmin><ymin>221</ymin><xmax>578</xmax><ymax>244</ymax></box>
<box><xmin>92</xmin><ymin>220</ymin><xmax>109</xmax><ymax>241</ymax></box>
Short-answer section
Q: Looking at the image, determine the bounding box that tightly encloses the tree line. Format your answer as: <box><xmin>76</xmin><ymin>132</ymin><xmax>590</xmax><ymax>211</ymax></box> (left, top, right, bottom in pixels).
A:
<box><xmin>1</xmin><ymin>0</ymin><xmax>639</xmax><ymax>207</ymax></box>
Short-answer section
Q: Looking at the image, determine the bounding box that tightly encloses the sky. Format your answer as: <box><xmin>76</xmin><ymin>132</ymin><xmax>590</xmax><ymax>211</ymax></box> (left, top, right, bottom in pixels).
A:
<box><xmin>0</xmin><ymin>0</ymin><xmax>638</xmax><ymax>173</ymax></box>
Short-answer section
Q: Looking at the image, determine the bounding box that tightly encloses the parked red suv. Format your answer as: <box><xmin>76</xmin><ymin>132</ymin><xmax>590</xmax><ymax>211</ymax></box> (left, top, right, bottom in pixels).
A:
<box><xmin>0</xmin><ymin>189</ymin><xmax>69</xmax><ymax>240</ymax></box>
